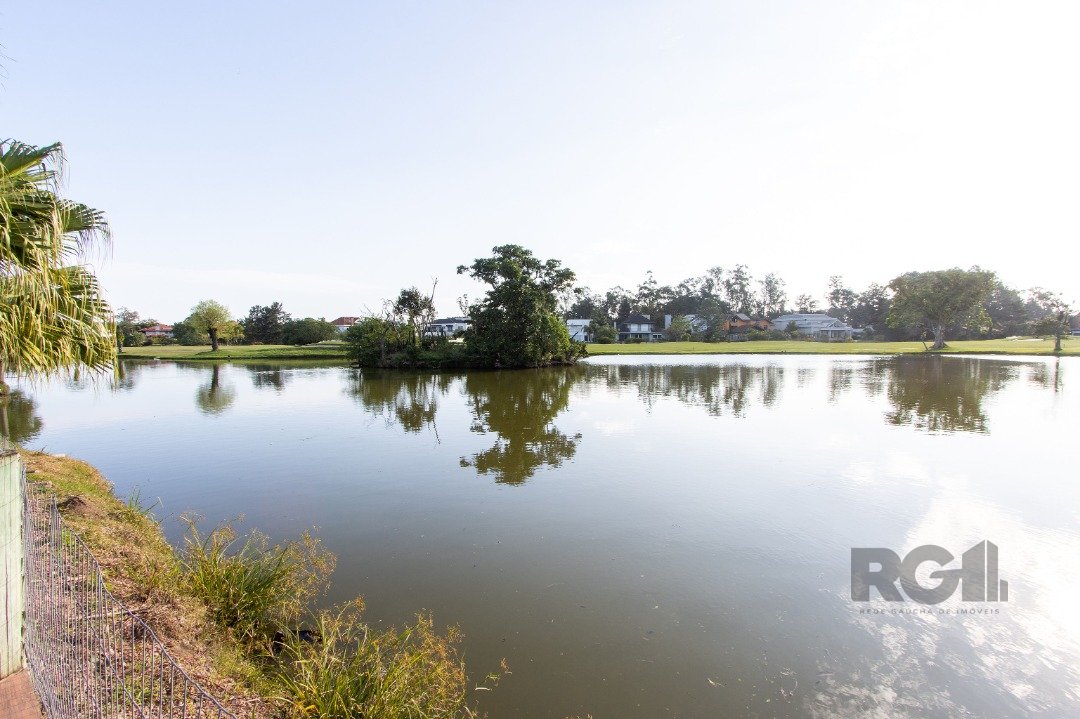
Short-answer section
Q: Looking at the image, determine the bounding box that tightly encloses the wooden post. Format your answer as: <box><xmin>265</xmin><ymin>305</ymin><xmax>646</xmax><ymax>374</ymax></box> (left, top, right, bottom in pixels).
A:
<box><xmin>0</xmin><ymin>450</ymin><xmax>23</xmax><ymax>678</ymax></box>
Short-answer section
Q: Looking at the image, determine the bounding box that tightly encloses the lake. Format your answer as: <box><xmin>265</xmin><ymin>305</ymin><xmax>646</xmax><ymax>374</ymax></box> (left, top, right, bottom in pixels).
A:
<box><xmin>7</xmin><ymin>354</ymin><xmax>1079</xmax><ymax>718</ymax></box>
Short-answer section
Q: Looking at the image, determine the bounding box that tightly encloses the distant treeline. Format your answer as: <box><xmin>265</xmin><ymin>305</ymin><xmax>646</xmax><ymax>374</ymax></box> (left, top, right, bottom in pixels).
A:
<box><xmin>564</xmin><ymin>265</ymin><xmax>1074</xmax><ymax>343</ymax></box>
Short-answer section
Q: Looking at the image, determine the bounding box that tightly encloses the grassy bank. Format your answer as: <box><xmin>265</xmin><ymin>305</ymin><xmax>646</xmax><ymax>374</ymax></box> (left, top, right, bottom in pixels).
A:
<box><xmin>585</xmin><ymin>337</ymin><xmax>1080</xmax><ymax>356</ymax></box>
<box><xmin>23</xmin><ymin>451</ymin><xmax>496</xmax><ymax>719</ymax></box>
<box><xmin>120</xmin><ymin>343</ymin><xmax>349</xmax><ymax>361</ymax></box>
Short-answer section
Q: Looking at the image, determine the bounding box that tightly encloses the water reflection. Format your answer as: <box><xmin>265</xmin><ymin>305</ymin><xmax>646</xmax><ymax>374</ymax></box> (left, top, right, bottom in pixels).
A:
<box><xmin>881</xmin><ymin>357</ymin><xmax>1014</xmax><ymax>434</ymax></box>
<box><xmin>0</xmin><ymin>390</ymin><xmax>43</xmax><ymax>445</ymax></box>
<box><xmin>347</xmin><ymin>371</ymin><xmax>455</xmax><ymax>434</ymax></box>
<box><xmin>194</xmin><ymin>365</ymin><xmax>236</xmax><ymax>416</ymax></box>
<box><xmin>246</xmin><ymin>365</ymin><xmax>292</xmax><ymax>393</ymax></box>
<box><xmin>592</xmin><ymin>363</ymin><xmax>784</xmax><ymax>416</ymax></box>
<box><xmin>460</xmin><ymin>369</ymin><xmax>582</xmax><ymax>485</ymax></box>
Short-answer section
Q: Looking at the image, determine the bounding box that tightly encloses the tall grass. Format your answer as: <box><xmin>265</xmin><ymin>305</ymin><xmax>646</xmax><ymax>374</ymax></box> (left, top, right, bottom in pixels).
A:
<box><xmin>179</xmin><ymin>516</ymin><xmax>502</xmax><ymax>718</ymax></box>
<box><xmin>179</xmin><ymin>515</ymin><xmax>335</xmax><ymax>650</ymax></box>
<box><xmin>275</xmin><ymin>600</ymin><xmax>498</xmax><ymax>719</ymax></box>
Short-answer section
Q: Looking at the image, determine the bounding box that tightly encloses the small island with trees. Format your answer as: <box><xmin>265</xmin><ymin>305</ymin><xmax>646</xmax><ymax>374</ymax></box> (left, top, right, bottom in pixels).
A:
<box><xmin>345</xmin><ymin>244</ymin><xmax>586</xmax><ymax>369</ymax></box>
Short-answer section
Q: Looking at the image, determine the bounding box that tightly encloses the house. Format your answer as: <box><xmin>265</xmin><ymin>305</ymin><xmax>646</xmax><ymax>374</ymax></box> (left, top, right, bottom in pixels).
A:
<box><xmin>566</xmin><ymin>319</ymin><xmax>594</xmax><ymax>343</ymax></box>
<box><xmin>1072</xmin><ymin>313</ymin><xmax>1080</xmax><ymax>336</ymax></box>
<box><xmin>771</xmin><ymin>313</ymin><xmax>854</xmax><ymax>341</ymax></box>
<box><xmin>139</xmin><ymin>323</ymin><xmax>173</xmax><ymax>339</ymax></box>
<box><xmin>663</xmin><ymin>314</ymin><xmax>710</xmax><ymax>335</ymax></box>
<box><xmin>723</xmin><ymin>313</ymin><xmax>770</xmax><ymax>333</ymax></box>
<box><xmin>424</xmin><ymin>317</ymin><xmax>471</xmax><ymax>338</ymax></box>
<box><xmin>618</xmin><ymin>314</ymin><xmax>665</xmax><ymax>342</ymax></box>
<box><xmin>331</xmin><ymin>316</ymin><xmax>361</xmax><ymax>334</ymax></box>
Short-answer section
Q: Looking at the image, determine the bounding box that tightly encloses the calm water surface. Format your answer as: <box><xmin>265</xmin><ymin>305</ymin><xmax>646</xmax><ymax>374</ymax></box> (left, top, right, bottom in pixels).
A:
<box><xmin>8</xmin><ymin>355</ymin><xmax>1080</xmax><ymax>718</ymax></box>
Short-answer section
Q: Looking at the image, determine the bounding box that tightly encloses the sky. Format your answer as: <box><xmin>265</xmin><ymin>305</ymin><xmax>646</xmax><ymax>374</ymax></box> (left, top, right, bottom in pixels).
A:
<box><xmin>3</xmin><ymin>1</ymin><xmax>1078</xmax><ymax>321</ymax></box>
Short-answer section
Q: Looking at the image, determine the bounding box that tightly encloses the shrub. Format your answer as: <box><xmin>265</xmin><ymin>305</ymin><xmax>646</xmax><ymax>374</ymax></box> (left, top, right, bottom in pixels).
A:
<box><xmin>180</xmin><ymin>516</ymin><xmax>335</xmax><ymax>650</ymax></box>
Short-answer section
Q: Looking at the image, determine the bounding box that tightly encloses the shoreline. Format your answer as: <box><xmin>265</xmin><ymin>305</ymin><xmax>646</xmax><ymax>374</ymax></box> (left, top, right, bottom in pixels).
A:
<box><xmin>117</xmin><ymin>338</ymin><xmax>1079</xmax><ymax>362</ymax></box>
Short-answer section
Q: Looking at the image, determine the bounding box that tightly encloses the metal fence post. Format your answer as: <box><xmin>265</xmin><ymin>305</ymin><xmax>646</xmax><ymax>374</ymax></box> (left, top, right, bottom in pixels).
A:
<box><xmin>0</xmin><ymin>450</ymin><xmax>24</xmax><ymax>678</ymax></box>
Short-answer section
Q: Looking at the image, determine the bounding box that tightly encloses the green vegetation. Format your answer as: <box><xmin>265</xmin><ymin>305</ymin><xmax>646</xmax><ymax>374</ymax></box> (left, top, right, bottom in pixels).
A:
<box><xmin>275</xmin><ymin>602</ymin><xmax>496</xmax><ymax>719</ymax></box>
<box><xmin>456</xmin><ymin>245</ymin><xmax>583</xmax><ymax>368</ymax></box>
<box><xmin>25</xmin><ymin>451</ymin><xmax>498</xmax><ymax>719</ymax></box>
<box><xmin>185</xmin><ymin>300</ymin><xmax>236</xmax><ymax>351</ymax></box>
<box><xmin>585</xmin><ymin>338</ymin><xmax>1080</xmax><ymax>356</ymax></box>
<box><xmin>121</xmin><ymin>343</ymin><xmax>349</xmax><ymax>360</ymax></box>
<box><xmin>181</xmin><ymin>518</ymin><xmax>334</xmax><ymax>650</ymax></box>
<box><xmin>0</xmin><ymin>140</ymin><xmax>116</xmax><ymax>393</ymax></box>
<box><xmin>887</xmin><ymin>268</ymin><xmax>997</xmax><ymax>349</ymax></box>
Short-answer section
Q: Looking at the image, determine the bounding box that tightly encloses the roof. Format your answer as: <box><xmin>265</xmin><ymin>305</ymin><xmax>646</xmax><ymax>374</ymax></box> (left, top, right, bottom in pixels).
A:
<box><xmin>330</xmin><ymin>316</ymin><xmax>360</xmax><ymax>326</ymax></box>
<box><xmin>430</xmin><ymin>317</ymin><xmax>470</xmax><ymax>325</ymax></box>
<box><xmin>731</xmin><ymin>313</ymin><xmax>752</xmax><ymax>321</ymax></box>
<box><xmin>624</xmin><ymin>313</ymin><xmax>652</xmax><ymax>324</ymax></box>
<box><xmin>140</xmin><ymin>323</ymin><xmax>173</xmax><ymax>332</ymax></box>
<box><xmin>772</xmin><ymin>313</ymin><xmax>853</xmax><ymax>330</ymax></box>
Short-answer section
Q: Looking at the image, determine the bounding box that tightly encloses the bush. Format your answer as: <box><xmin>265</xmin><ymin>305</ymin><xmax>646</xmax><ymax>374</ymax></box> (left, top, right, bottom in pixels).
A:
<box><xmin>275</xmin><ymin>601</ymin><xmax>501</xmax><ymax>719</ymax></box>
<box><xmin>282</xmin><ymin>318</ymin><xmax>339</xmax><ymax>346</ymax></box>
<box><xmin>180</xmin><ymin>516</ymin><xmax>335</xmax><ymax>650</ymax></box>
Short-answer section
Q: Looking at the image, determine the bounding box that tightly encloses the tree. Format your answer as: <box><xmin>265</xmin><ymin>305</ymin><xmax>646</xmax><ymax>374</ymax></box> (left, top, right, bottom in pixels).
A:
<box><xmin>664</xmin><ymin>315</ymin><xmax>693</xmax><ymax>341</ymax></box>
<box><xmin>392</xmin><ymin>286</ymin><xmax>437</xmax><ymax>347</ymax></box>
<box><xmin>588</xmin><ymin>318</ymin><xmax>617</xmax><ymax>344</ymax></box>
<box><xmin>795</xmin><ymin>294</ymin><xmax>819</xmax><ymax>313</ymax></box>
<box><xmin>283</xmin><ymin>318</ymin><xmax>339</xmax><ymax>345</ymax></box>
<box><xmin>887</xmin><ymin>269</ymin><xmax>996</xmax><ymax>350</ymax></box>
<box><xmin>1</xmin><ymin>140</ymin><xmax>116</xmax><ymax>393</ymax></box>
<box><xmin>723</xmin><ymin>265</ymin><xmax>755</xmax><ymax>315</ymax></box>
<box><xmin>1027</xmin><ymin>289</ymin><xmax>1072</xmax><ymax>353</ymax></box>
<box><xmin>457</xmin><ymin>245</ymin><xmax>581</xmax><ymax>367</ymax></box>
<box><xmin>985</xmin><ymin>282</ymin><xmax>1028</xmax><ymax>338</ymax></box>
<box><xmin>850</xmin><ymin>284</ymin><xmax>891</xmax><ymax>333</ymax></box>
<box><xmin>826</xmin><ymin>276</ymin><xmax>857</xmax><ymax>323</ymax></box>
<box><xmin>757</xmin><ymin>273</ymin><xmax>787</xmax><ymax>319</ymax></box>
<box><xmin>171</xmin><ymin>320</ymin><xmax>205</xmax><ymax>346</ymax></box>
<box><xmin>242</xmin><ymin>302</ymin><xmax>290</xmax><ymax>344</ymax></box>
<box><xmin>115</xmin><ymin>307</ymin><xmax>151</xmax><ymax>348</ymax></box>
<box><xmin>185</xmin><ymin>300</ymin><xmax>232</xmax><ymax>351</ymax></box>
<box><xmin>219</xmin><ymin>320</ymin><xmax>244</xmax><ymax>346</ymax></box>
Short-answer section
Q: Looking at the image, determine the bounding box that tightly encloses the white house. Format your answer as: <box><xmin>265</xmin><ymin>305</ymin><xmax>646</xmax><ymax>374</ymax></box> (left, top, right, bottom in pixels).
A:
<box><xmin>424</xmin><ymin>317</ymin><xmax>471</xmax><ymax>338</ymax></box>
<box><xmin>771</xmin><ymin>313</ymin><xmax>854</xmax><ymax>341</ymax></box>
<box><xmin>566</xmin><ymin>319</ymin><xmax>593</xmax><ymax>342</ymax></box>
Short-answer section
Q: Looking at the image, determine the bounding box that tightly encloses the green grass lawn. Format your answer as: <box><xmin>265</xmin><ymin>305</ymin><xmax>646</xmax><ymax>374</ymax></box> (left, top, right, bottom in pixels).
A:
<box><xmin>119</xmin><ymin>343</ymin><xmax>349</xmax><ymax>360</ymax></box>
<box><xmin>585</xmin><ymin>338</ymin><xmax>1080</xmax><ymax>356</ymax></box>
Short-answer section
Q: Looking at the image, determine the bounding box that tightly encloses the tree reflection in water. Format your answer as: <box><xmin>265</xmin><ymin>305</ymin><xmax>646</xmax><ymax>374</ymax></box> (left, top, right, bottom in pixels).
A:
<box><xmin>591</xmin><ymin>363</ymin><xmax>785</xmax><ymax>416</ymax></box>
<box><xmin>460</xmin><ymin>368</ymin><xmax>582</xmax><ymax>485</ymax></box>
<box><xmin>347</xmin><ymin>370</ymin><xmax>455</xmax><ymax>434</ymax></box>
<box><xmin>0</xmin><ymin>389</ymin><xmax>43</xmax><ymax>445</ymax></box>
<box><xmin>880</xmin><ymin>356</ymin><xmax>1015</xmax><ymax>434</ymax></box>
<box><xmin>195</xmin><ymin>365</ymin><xmax>237</xmax><ymax>415</ymax></box>
<box><xmin>248</xmin><ymin>365</ymin><xmax>290</xmax><ymax>392</ymax></box>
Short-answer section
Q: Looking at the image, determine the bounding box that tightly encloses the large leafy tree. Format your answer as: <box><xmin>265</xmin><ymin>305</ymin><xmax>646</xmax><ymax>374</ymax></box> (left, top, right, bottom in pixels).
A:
<box><xmin>1027</xmin><ymin>289</ymin><xmax>1072</xmax><ymax>353</ymax></box>
<box><xmin>185</xmin><ymin>300</ymin><xmax>232</xmax><ymax>351</ymax></box>
<box><xmin>457</xmin><ymin>245</ymin><xmax>580</xmax><ymax>368</ymax></box>
<box><xmin>887</xmin><ymin>269</ymin><xmax>996</xmax><ymax>350</ymax></box>
<box><xmin>242</xmin><ymin>302</ymin><xmax>290</xmax><ymax>344</ymax></box>
<box><xmin>1</xmin><ymin>140</ymin><xmax>116</xmax><ymax>394</ymax></box>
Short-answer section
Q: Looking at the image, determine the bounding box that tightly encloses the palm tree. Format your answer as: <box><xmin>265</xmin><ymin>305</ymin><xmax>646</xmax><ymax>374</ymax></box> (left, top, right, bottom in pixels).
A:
<box><xmin>0</xmin><ymin>139</ymin><xmax>116</xmax><ymax>394</ymax></box>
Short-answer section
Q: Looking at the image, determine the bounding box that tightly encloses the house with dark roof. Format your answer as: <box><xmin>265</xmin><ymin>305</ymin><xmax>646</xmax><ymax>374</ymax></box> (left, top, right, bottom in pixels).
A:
<box><xmin>618</xmin><ymin>314</ymin><xmax>665</xmax><ymax>342</ymax></box>
<box><xmin>424</xmin><ymin>317</ymin><xmax>471</xmax><ymax>338</ymax></box>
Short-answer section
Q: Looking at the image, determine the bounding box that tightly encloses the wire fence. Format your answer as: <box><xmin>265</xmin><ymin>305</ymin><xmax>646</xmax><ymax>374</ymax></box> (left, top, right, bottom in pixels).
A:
<box><xmin>21</xmin><ymin>466</ymin><xmax>236</xmax><ymax>719</ymax></box>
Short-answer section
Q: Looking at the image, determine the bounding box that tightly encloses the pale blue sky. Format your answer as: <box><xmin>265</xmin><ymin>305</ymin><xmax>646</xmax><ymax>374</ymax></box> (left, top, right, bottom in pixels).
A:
<box><xmin>3</xmin><ymin>1</ymin><xmax>1077</xmax><ymax>321</ymax></box>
